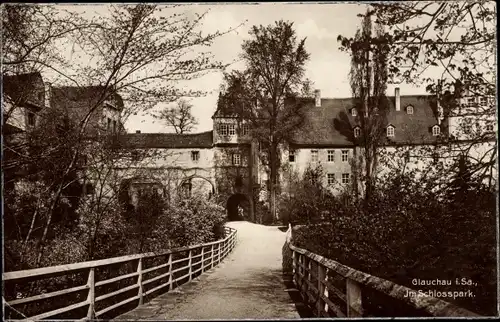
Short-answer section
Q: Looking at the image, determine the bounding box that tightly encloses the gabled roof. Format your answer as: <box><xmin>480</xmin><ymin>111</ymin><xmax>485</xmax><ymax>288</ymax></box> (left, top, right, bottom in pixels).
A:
<box><xmin>2</xmin><ymin>72</ymin><xmax>45</xmax><ymax>109</ymax></box>
<box><xmin>118</xmin><ymin>131</ymin><xmax>213</xmax><ymax>149</ymax></box>
<box><xmin>290</xmin><ymin>95</ymin><xmax>443</xmax><ymax>147</ymax></box>
<box><xmin>51</xmin><ymin>86</ymin><xmax>124</xmax><ymax>111</ymax></box>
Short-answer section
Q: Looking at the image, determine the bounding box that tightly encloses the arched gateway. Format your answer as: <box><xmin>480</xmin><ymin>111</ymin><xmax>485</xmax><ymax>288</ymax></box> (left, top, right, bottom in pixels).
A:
<box><xmin>226</xmin><ymin>193</ymin><xmax>250</xmax><ymax>221</ymax></box>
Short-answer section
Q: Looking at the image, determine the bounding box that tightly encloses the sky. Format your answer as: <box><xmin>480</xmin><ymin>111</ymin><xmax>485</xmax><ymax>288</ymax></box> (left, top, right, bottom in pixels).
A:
<box><xmin>49</xmin><ymin>3</ymin><xmax>431</xmax><ymax>134</ymax></box>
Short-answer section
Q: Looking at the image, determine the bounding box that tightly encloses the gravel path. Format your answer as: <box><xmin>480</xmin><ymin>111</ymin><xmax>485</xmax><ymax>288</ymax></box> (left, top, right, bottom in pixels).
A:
<box><xmin>115</xmin><ymin>221</ymin><xmax>301</xmax><ymax>320</ymax></box>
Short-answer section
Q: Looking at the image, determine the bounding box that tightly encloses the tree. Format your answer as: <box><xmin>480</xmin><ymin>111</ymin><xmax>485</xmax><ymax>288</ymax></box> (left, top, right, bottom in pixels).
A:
<box><xmin>154</xmin><ymin>99</ymin><xmax>198</xmax><ymax>133</ymax></box>
<box><xmin>219</xmin><ymin>20</ymin><xmax>311</xmax><ymax>221</ymax></box>
<box><xmin>338</xmin><ymin>12</ymin><xmax>390</xmax><ymax>208</ymax></box>
<box><xmin>2</xmin><ymin>4</ymin><xmax>238</xmax><ymax>267</ymax></box>
<box><xmin>338</xmin><ymin>2</ymin><xmax>497</xmax><ymax>191</ymax></box>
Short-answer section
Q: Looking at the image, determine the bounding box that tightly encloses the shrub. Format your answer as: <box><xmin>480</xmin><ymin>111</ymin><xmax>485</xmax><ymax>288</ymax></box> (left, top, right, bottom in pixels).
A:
<box><xmin>290</xmin><ymin>166</ymin><xmax>497</xmax><ymax>316</ymax></box>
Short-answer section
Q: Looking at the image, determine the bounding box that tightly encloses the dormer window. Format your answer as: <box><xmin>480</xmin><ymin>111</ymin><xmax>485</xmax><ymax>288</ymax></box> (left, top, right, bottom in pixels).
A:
<box><xmin>432</xmin><ymin>125</ymin><xmax>441</xmax><ymax>136</ymax></box>
<box><xmin>219</xmin><ymin>124</ymin><xmax>228</xmax><ymax>136</ymax></box>
<box><xmin>354</xmin><ymin>127</ymin><xmax>361</xmax><ymax>138</ymax></box>
<box><xmin>406</xmin><ymin>105</ymin><xmax>414</xmax><ymax>114</ymax></box>
<box><xmin>387</xmin><ymin>125</ymin><xmax>395</xmax><ymax>137</ymax></box>
<box><xmin>351</xmin><ymin>108</ymin><xmax>357</xmax><ymax>116</ymax></box>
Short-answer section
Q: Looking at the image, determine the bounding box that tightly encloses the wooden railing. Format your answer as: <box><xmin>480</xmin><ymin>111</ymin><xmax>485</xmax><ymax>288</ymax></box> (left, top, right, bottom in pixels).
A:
<box><xmin>3</xmin><ymin>226</ymin><xmax>237</xmax><ymax>321</ymax></box>
<box><xmin>288</xmin><ymin>243</ymin><xmax>481</xmax><ymax>318</ymax></box>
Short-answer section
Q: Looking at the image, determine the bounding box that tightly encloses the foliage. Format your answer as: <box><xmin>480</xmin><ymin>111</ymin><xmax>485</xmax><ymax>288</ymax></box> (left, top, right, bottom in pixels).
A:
<box><xmin>291</xmin><ymin>161</ymin><xmax>497</xmax><ymax>315</ymax></box>
<box><xmin>279</xmin><ymin>165</ymin><xmax>337</xmax><ymax>225</ymax></box>
<box><xmin>161</xmin><ymin>196</ymin><xmax>227</xmax><ymax>247</ymax></box>
<box><xmin>341</xmin><ymin>12</ymin><xmax>390</xmax><ymax>206</ymax></box>
<box><xmin>337</xmin><ymin>2</ymin><xmax>497</xmax><ymax>185</ymax></box>
<box><xmin>218</xmin><ymin>20</ymin><xmax>312</xmax><ymax>221</ymax></box>
<box><xmin>153</xmin><ymin>99</ymin><xmax>198</xmax><ymax>134</ymax></box>
<box><xmin>3</xmin><ymin>3</ymin><xmax>236</xmax><ymax>267</ymax></box>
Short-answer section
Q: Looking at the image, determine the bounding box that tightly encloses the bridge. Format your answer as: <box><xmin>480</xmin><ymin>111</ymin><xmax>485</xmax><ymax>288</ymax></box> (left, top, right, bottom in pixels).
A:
<box><xmin>3</xmin><ymin>222</ymin><xmax>481</xmax><ymax>320</ymax></box>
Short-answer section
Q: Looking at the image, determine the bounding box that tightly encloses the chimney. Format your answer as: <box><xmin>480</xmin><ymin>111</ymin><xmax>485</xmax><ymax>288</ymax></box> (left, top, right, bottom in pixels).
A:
<box><xmin>395</xmin><ymin>87</ymin><xmax>401</xmax><ymax>111</ymax></box>
<box><xmin>314</xmin><ymin>89</ymin><xmax>321</xmax><ymax>107</ymax></box>
<box><xmin>136</xmin><ymin>130</ymin><xmax>141</xmax><ymax>133</ymax></box>
<box><xmin>44</xmin><ymin>82</ymin><xmax>51</xmax><ymax>108</ymax></box>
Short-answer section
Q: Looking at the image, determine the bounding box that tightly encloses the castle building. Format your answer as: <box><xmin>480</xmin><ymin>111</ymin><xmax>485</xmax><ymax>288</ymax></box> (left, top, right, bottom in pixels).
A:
<box><xmin>3</xmin><ymin>72</ymin><xmax>496</xmax><ymax>223</ymax></box>
<box><xmin>117</xmin><ymin>88</ymin><xmax>496</xmax><ymax>222</ymax></box>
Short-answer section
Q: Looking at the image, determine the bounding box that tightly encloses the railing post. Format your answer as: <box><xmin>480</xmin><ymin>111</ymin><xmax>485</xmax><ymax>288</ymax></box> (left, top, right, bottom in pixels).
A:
<box><xmin>218</xmin><ymin>242</ymin><xmax>221</xmax><ymax>264</ymax></box>
<box><xmin>201</xmin><ymin>246</ymin><xmax>205</xmax><ymax>273</ymax></box>
<box><xmin>188</xmin><ymin>250</ymin><xmax>193</xmax><ymax>281</ymax></box>
<box><xmin>137</xmin><ymin>258</ymin><xmax>143</xmax><ymax>306</ymax></box>
<box><xmin>211</xmin><ymin>244</ymin><xmax>215</xmax><ymax>269</ymax></box>
<box><xmin>168</xmin><ymin>253</ymin><xmax>173</xmax><ymax>290</ymax></box>
<box><xmin>317</xmin><ymin>263</ymin><xmax>326</xmax><ymax>317</ymax></box>
<box><xmin>346</xmin><ymin>278</ymin><xmax>363</xmax><ymax>317</ymax></box>
<box><xmin>306</xmin><ymin>257</ymin><xmax>312</xmax><ymax>303</ymax></box>
<box><xmin>292</xmin><ymin>250</ymin><xmax>297</xmax><ymax>283</ymax></box>
<box><xmin>86</xmin><ymin>267</ymin><xmax>95</xmax><ymax>320</ymax></box>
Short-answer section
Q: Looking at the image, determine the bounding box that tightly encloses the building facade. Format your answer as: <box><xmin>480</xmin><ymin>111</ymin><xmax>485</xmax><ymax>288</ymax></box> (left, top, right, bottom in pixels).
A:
<box><xmin>4</xmin><ymin>72</ymin><xmax>496</xmax><ymax>223</ymax></box>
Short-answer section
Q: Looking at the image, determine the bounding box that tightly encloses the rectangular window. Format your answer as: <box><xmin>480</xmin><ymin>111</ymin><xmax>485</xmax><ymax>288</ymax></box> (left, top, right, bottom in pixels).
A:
<box><xmin>327</xmin><ymin>150</ymin><xmax>335</xmax><ymax>162</ymax></box>
<box><xmin>191</xmin><ymin>151</ymin><xmax>200</xmax><ymax>162</ymax></box>
<box><xmin>480</xmin><ymin>97</ymin><xmax>488</xmax><ymax>106</ymax></box>
<box><xmin>327</xmin><ymin>173</ymin><xmax>335</xmax><ymax>185</ymax></box>
<box><xmin>342</xmin><ymin>173</ymin><xmax>350</xmax><ymax>184</ymax></box>
<box><xmin>467</xmin><ymin>97</ymin><xmax>476</xmax><ymax>107</ymax></box>
<box><xmin>351</xmin><ymin>108</ymin><xmax>357</xmax><ymax>116</ymax></box>
<box><xmin>311</xmin><ymin>150</ymin><xmax>318</xmax><ymax>162</ymax></box>
<box><xmin>486</xmin><ymin>124</ymin><xmax>494</xmax><ymax>132</ymax></box>
<box><xmin>228</xmin><ymin>124</ymin><xmax>236</xmax><ymax>136</ymax></box>
<box><xmin>387</xmin><ymin>126</ymin><xmax>395</xmax><ymax>137</ymax></box>
<box><xmin>232</xmin><ymin>153</ymin><xmax>241</xmax><ymax>166</ymax></box>
<box><xmin>27</xmin><ymin>112</ymin><xmax>36</xmax><ymax>127</ymax></box>
<box><xmin>219</xmin><ymin>124</ymin><xmax>228</xmax><ymax>136</ymax></box>
<box><xmin>341</xmin><ymin>150</ymin><xmax>349</xmax><ymax>162</ymax></box>
<box><xmin>241</xmin><ymin>123</ymin><xmax>250</xmax><ymax>136</ymax></box>
<box><xmin>289</xmin><ymin>150</ymin><xmax>296</xmax><ymax>163</ymax></box>
<box><xmin>113</xmin><ymin>120</ymin><xmax>117</xmax><ymax>133</ymax></box>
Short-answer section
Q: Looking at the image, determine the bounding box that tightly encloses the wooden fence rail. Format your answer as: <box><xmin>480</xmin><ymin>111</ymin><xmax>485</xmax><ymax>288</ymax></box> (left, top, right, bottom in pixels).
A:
<box><xmin>3</xmin><ymin>226</ymin><xmax>237</xmax><ymax>321</ymax></box>
<box><xmin>288</xmin><ymin>242</ymin><xmax>482</xmax><ymax>318</ymax></box>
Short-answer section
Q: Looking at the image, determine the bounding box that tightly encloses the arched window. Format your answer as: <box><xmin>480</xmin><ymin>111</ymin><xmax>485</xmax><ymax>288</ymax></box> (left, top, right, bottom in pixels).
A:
<box><xmin>432</xmin><ymin>125</ymin><xmax>441</xmax><ymax>136</ymax></box>
<box><xmin>351</xmin><ymin>108</ymin><xmax>357</xmax><ymax>116</ymax></box>
<box><xmin>387</xmin><ymin>125</ymin><xmax>395</xmax><ymax>137</ymax></box>
<box><xmin>354</xmin><ymin>127</ymin><xmax>361</xmax><ymax>138</ymax></box>
<box><xmin>406</xmin><ymin>105</ymin><xmax>414</xmax><ymax>114</ymax></box>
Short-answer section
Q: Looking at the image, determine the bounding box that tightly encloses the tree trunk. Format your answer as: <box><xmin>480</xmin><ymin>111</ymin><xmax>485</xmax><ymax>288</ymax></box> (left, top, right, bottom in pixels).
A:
<box><xmin>269</xmin><ymin>140</ymin><xmax>281</xmax><ymax>222</ymax></box>
<box><xmin>364</xmin><ymin>146</ymin><xmax>373</xmax><ymax>211</ymax></box>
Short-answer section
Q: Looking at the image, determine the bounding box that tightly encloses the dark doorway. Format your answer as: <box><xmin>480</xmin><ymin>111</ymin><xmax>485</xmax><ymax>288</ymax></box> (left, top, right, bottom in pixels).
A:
<box><xmin>226</xmin><ymin>193</ymin><xmax>249</xmax><ymax>221</ymax></box>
